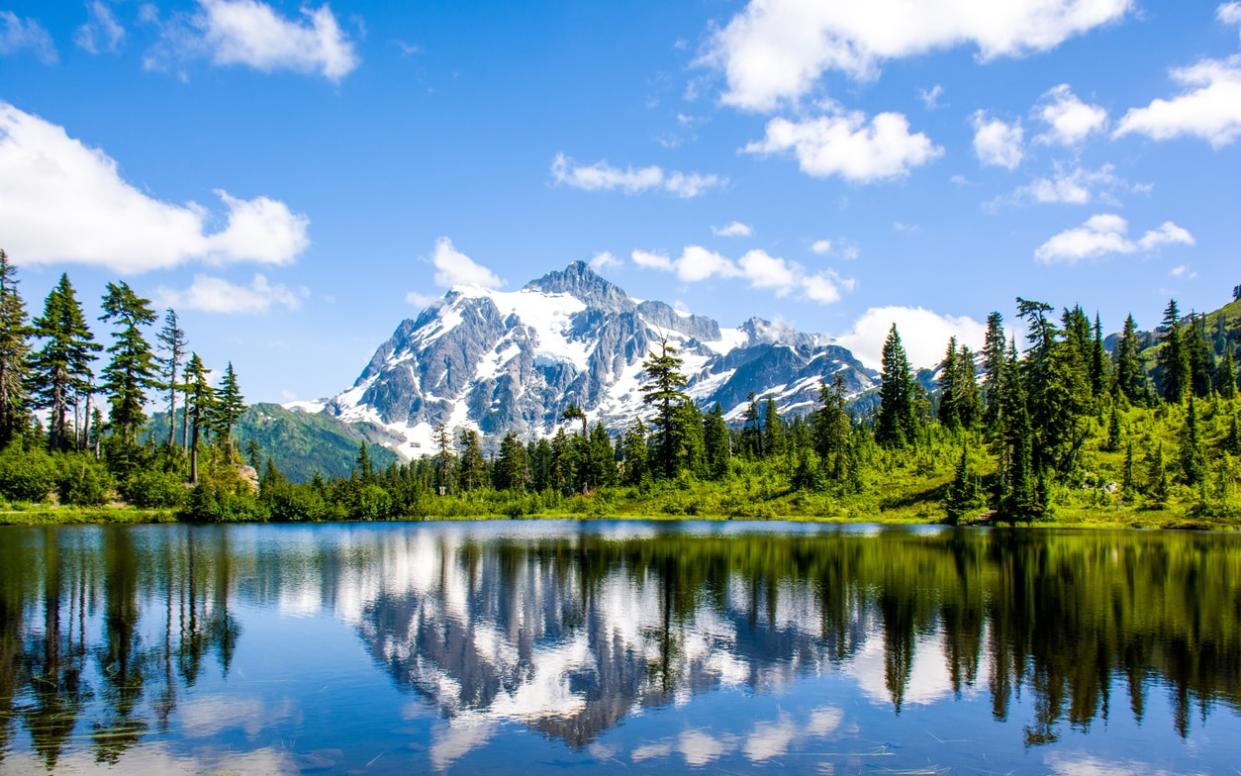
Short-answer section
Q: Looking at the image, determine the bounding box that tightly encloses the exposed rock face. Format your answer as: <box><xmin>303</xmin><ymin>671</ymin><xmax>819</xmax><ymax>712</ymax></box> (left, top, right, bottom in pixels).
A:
<box><xmin>316</xmin><ymin>261</ymin><xmax>876</xmax><ymax>457</ymax></box>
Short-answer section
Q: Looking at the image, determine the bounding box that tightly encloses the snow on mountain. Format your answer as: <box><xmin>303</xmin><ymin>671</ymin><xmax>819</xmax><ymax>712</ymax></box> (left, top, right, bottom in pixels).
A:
<box><xmin>302</xmin><ymin>261</ymin><xmax>876</xmax><ymax>458</ymax></box>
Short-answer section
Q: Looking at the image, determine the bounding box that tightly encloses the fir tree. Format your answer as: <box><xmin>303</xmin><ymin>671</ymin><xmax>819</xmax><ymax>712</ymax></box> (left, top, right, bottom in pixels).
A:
<box><xmin>586</xmin><ymin>423</ymin><xmax>616</xmax><ymax>490</ymax></box>
<box><xmin>1114</xmin><ymin>314</ymin><xmax>1146</xmax><ymax>404</ymax></box>
<box><xmin>956</xmin><ymin>345</ymin><xmax>980</xmax><ymax>428</ymax></box>
<box><xmin>211</xmin><ymin>362</ymin><xmax>246</xmax><ymax>450</ymax></box>
<box><xmin>184</xmin><ymin>353</ymin><xmax>214</xmax><ymax>483</ymax></box>
<box><xmin>1226</xmin><ymin>413</ymin><xmax>1241</xmax><ymax>456</ymax></box>
<box><xmin>761</xmin><ymin>397</ymin><xmax>784</xmax><ymax>458</ymax></box>
<box><xmin>937</xmin><ymin>337</ymin><xmax>960</xmax><ymax>430</ymax></box>
<box><xmin>640</xmin><ymin>338</ymin><xmax>689</xmax><ymax>479</ymax></box>
<box><xmin>813</xmin><ymin>374</ymin><xmax>850</xmax><ymax>459</ymax></box>
<box><xmin>621</xmin><ymin>421</ymin><xmax>648</xmax><ymax>486</ymax></box>
<box><xmin>876</xmin><ymin>324</ymin><xmax>917</xmax><ymax>447</ymax></box>
<box><xmin>0</xmin><ymin>250</ymin><xmax>32</xmax><ymax>445</ymax></box>
<box><xmin>980</xmin><ymin>312</ymin><xmax>1006</xmax><ymax>430</ymax></box>
<box><xmin>944</xmin><ymin>446</ymin><xmax>981</xmax><ymax>525</ymax></box>
<box><xmin>740</xmin><ymin>393</ymin><xmax>763</xmax><ymax>458</ymax></box>
<box><xmin>1090</xmin><ymin>313</ymin><xmax>1108</xmax><ymax>397</ymax></box>
<box><xmin>675</xmin><ymin>401</ymin><xmax>705</xmax><ymax>475</ymax></box>
<box><xmin>156</xmin><ymin>308</ymin><xmax>188</xmax><ymax>450</ymax></box>
<box><xmin>99</xmin><ymin>281</ymin><xmax>158</xmax><ymax>444</ymax></box>
<box><xmin>494</xmin><ymin>432</ymin><xmax>528</xmax><ymax>491</ymax></box>
<box><xmin>1215</xmin><ymin>340</ymin><xmax>1237</xmax><ymax>399</ymax></box>
<box><xmin>1105</xmin><ymin>402</ymin><xmax>1122</xmax><ymax>452</ymax></box>
<box><xmin>29</xmin><ymin>274</ymin><xmax>100</xmax><ymax>451</ymax></box>
<box><xmin>458</xmin><ymin>429</ymin><xmax>486</xmax><ymax>491</ymax></box>
<box><xmin>1121</xmin><ymin>440</ymin><xmax>1136</xmax><ymax>503</ymax></box>
<box><xmin>355</xmin><ymin>442</ymin><xmax>374</xmax><ymax>483</ymax></box>
<box><xmin>702</xmin><ymin>403</ymin><xmax>730</xmax><ymax>480</ymax></box>
<box><xmin>1146</xmin><ymin>442</ymin><xmax>1168</xmax><ymax>507</ymax></box>
<box><xmin>434</xmin><ymin>423</ymin><xmax>455</xmax><ymax>494</ymax></box>
<box><xmin>561</xmin><ymin>402</ymin><xmax>587</xmax><ymax>436</ymax></box>
<box><xmin>1157</xmin><ymin>299</ymin><xmax>1189</xmax><ymax>403</ymax></box>
<box><xmin>1180</xmin><ymin>395</ymin><xmax>1205</xmax><ymax>486</ymax></box>
<box><xmin>1186</xmin><ymin>313</ymin><xmax>1215</xmax><ymax>399</ymax></box>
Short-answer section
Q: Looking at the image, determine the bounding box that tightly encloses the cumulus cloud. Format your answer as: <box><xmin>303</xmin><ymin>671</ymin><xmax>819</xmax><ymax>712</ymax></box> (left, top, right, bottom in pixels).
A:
<box><xmin>0</xmin><ymin>102</ymin><xmax>309</xmax><ymax>273</ymax></box>
<box><xmin>1034</xmin><ymin>84</ymin><xmax>1108</xmax><ymax>144</ymax></box>
<box><xmin>145</xmin><ymin>0</ymin><xmax>359</xmax><ymax>81</ymax></box>
<box><xmin>428</xmin><ymin>238</ymin><xmax>503</xmax><ymax>289</ymax></box>
<box><xmin>1034</xmin><ymin>213</ymin><xmax>1194</xmax><ymax>264</ymax></box>
<box><xmin>0</xmin><ymin>11</ymin><xmax>57</xmax><ymax>64</ymax></box>
<box><xmin>743</xmin><ymin>106</ymin><xmax>942</xmax><ymax>182</ymax></box>
<box><xmin>1220</xmin><ymin>2</ymin><xmax>1241</xmax><ymax>29</ymax></box>
<box><xmin>700</xmin><ymin>0</ymin><xmax>1131</xmax><ymax>111</ymax></box>
<box><xmin>713</xmin><ymin>221</ymin><xmax>753</xmax><ymax>238</ymax></box>
<box><xmin>971</xmin><ymin>111</ymin><xmax>1024</xmax><ymax>169</ymax></box>
<box><xmin>75</xmin><ymin>2</ymin><xmax>126</xmax><ymax>54</ymax></box>
<box><xmin>836</xmin><ymin>306</ymin><xmax>988</xmax><ymax>369</ymax></box>
<box><xmin>1114</xmin><ymin>55</ymin><xmax>1241</xmax><ymax>147</ymax></box>
<box><xmin>811</xmin><ymin>239</ymin><xmax>833</xmax><ymax>255</ymax></box>
<box><xmin>986</xmin><ymin>163</ymin><xmax>1150</xmax><ymax>209</ymax></box>
<box><xmin>631</xmin><ymin>245</ymin><xmax>852</xmax><ymax>305</ymax></box>
<box><xmin>587</xmin><ymin>250</ymin><xmax>622</xmax><ymax>271</ymax></box>
<box><xmin>155</xmin><ymin>274</ymin><xmax>307</xmax><ymax>313</ymax></box>
<box><xmin>550</xmin><ymin>153</ymin><xmax>724</xmax><ymax>198</ymax></box>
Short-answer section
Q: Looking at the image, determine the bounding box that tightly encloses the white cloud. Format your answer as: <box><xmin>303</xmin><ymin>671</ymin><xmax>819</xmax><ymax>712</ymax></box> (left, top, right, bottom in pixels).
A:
<box><xmin>743</xmin><ymin>107</ymin><xmax>942</xmax><ymax>182</ymax></box>
<box><xmin>743</xmin><ymin>716</ymin><xmax>799</xmax><ymax>762</ymax></box>
<box><xmin>1114</xmin><ymin>55</ymin><xmax>1241</xmax><ymax>147</ymax></box>
<box><xmin>1044</xmin><ymin>752</ymin><xmax>1204</xmax><ymax>776</ymax></box>
<box><xmin>971</xmin><ymin>111</ymin><xmax>1024</xmax><ymax>169</ymax></box>
<box><xmin>0</xmin><ymin>102</ymin><xmax>309</xmax><ymax>273</ymax></box>
<box><xmin>1220</xmin><ymin>2</ymin><xmax>1241</xmax><ymax>28</ymax></box>
<box><xmin>986</xmin><ymin>163</ymin><xmax>1149</xmax><ymax>208</ymax></box>
<box><xmin>632</xmin><ymin>245</ymin><xmax>852</xmax><ymax>305</ymax></box>
<box><xmin>0</xmin><ymin>11</ymin><xmax>57</xmax><ymax>64</ymax></box>
<box><xmin>587</xmin><ymin>250</ymin><xmax>622</xmax><ymax>271</ymax></box>
<box><xmin>404</xmin><ymin>290</ymin><xmax>440</xmax><ymax>307</ymax></box>
<box><xmin>1168</xmin><ymin>264</ymin><xmax>1197</xmax><ymax>279</ymax></box>
<box><xmin>1034</xmin><ymin>213</ymin><xmax>1194</xmax><ymax>264</ymax></box>
<box><xmin>678</xmin><ymin>730</ymin><xmax>732</xmax><ymax>767</ymax></box>
<box><xmin>429</xmin><ymin>237</ymin><xmax>503</xmax><ymax>289</ymax></box>
<box><xmin>713</xmin><ymin>221</ymin><xmax>753</xmax><ymax>238</ymax></box>
<box><xmin>146</xmin><ymin>0</ymin><xmax>359</xmax><ymax>82</ymax></box>
<box><xmin>155</xmin><ymin>274</ymin><xmax>306</xmax><ymax>314</ymax></box>
<box><xmin>836</xmin><ymin>306</ymin><xmax>988</xmax><ymax>369</ymax></box>
<box><xmin>550</xmin><ymin>153</ymin><xmax>724</xmax><ymax>198</ymax></box>
<box><xmin>811</xmin><ymin>239</ymin><xmax>832</xmax><ymax>255</ymax></box>
<box><xmin>700</xmin><ymin>0</ymin><xmax>1131</xmax><ymax>112</ymax></box>
<box><xmin>919</xmin><ymin>83</ymin><xmax>944</xmax><ymax>109</ymax></box>
<box><xmin>76</xmin><ymin>2</ymin><xmax>126</xmax><ymax>54</ymax></box>
<box><xmin>1034</xmin><ymin>84</ymin><xmax>1107</xmax><ymax>144</ymax></box>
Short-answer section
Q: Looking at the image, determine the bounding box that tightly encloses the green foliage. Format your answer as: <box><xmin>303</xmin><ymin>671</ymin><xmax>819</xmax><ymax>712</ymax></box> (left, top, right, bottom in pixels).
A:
<box><xmin>121</xmin><ymin>468</ymin><xmax>186</xmax><ymax>509</ymax></box>
<box><xmin>0</xmin><ymin>442</ymin><xmax>56</xmax><ymax>502</ymax></box>
<box><xmin>56</xmin><ymin>453</ymin><xmax>112</xmax><ymax>506</ymax></box>
<box><xmin>99</xmin><ymin>281</ymin><xmax>159</xmax><ymax>443</ymax></box>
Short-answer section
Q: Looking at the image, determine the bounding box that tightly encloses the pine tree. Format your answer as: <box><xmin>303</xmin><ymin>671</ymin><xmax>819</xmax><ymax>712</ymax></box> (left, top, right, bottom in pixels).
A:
<box><xmin>1114</xmin><ymin>314</ymin><xmax>1146</xmax><ymax>404</ymax></box>
<box><xmin>1105</xmin><ymin>402</ymin><xmax>1122</xmax><ymax>452</ymax></box>
<box><xmin>1185</xmin><ymin>313</ymin><xmax>1216</xmax><ymax>399</ymax></box>
<box><xmin>937</xmin><ymin>337</ymin><xmax>960</xmax><ymax>430</ymax></box>
<box><xmin>944</xmin><ymin>446</ymin><xmax>981</xmax><ymax>525</ymax></box>
<box><xmin>813</xmin><ymin>374</ymin><xmax>850</xmax><ymax>460</ymax></box>
<box><xmin>956</xmin><ymin>345</ymin><xmax>980</xmax><ymax>428</ymax></box>
<box><xmin>740</xmin><ymin>393</ymin><xmax>763</xmax><ymax>458</ymax></box>
<box><xmin>1157</xmin><ymin>299</ymin><xmax>1189</xmax><ymax>403</ymax></box>
<box><xmin>621</xmin><ymin>421</ymin><xmax>648</xmax><ymax>486</ymax></box>
<box><xmin>561</xmin><ymin>402</ymin><xmax>587</xmax><ymax>436</ymax></box>
<box><xmin>211</xmin><ymin>362</ymin><xmax>246</xmax><ymax>450</ymax></box>
<box><xmin>99</xmin><ymin>281</ymin><xmax>159</xmax><ymax>445</ymax></box>
<box><xmin>1090</xmin><ymin>313</ymin><xmax>1108</xmax><ymax>397</ymax></box>
<box><xmin>1215</xmin><ymin>340</ymin><xmax>1237</xmax><ymax>399</ymax></box>
<box><xmin>355</xmin><ymin>442</ymin><xmax>374</xmax><ymax>483</ymax></box>
<box><xmin>29</xmin><ymin>274</ymin><xmax>100</xmax><ymax>451</ymax></box>
<box><xmin>702</xmin><ymin>403</ymin><xmax>730</xmax><ymax>480</ymax></box>
<box><xmin>981</xmin><ymin>311</ymin><xmax>1006</xmax><ymax>430</ymax></box>
<box><xmin>1180</xmin><ymin>395</ymin><xmax>1205</xmax><ymax>486</ymax></box>
<box><xmin>996</xmin><ymin>339</ymin><xmax>1038</xmax><ymax>522</ymax></box>
<box><xmin>761</xmin><ymin>397</ymin><xmax>784</xmax><ymax>458</ymax></box>
<box><xmin>1226</xmin><ymin>413</ymin><xmax>1241</xmax><ymax>456</ymax></box>
<box><xmin>184</xmin><ymin>353</ymin><xmax>214</xmax><ymax>483</ymax></box>
<box><xmin>1146</xmin><ymin>442</ymin><xmax>1168</xmax><ymax>507</ymax></box>
<box><xmin>640</xmin><ymin>338</ymin><xmax>689</xmax><ymax>479</ymax></box>
<box><xmin>0</xmin><ymin>250</ymin><xmax>32</xmax><ymax>445</ymax></box>
<box><xmin>458</xmin><ymin>429</ymin><xmax>486</xmax><ymax>491</ymax></box>
<box><xmin>586</xmin><ymin>422</ymin><xmax>616</xmax><ymax>490</ymax></box>
<box><xmin>674</xmin><ymin>400</ymin><xmax>705</xmax><ymax>475</ymax></box>
<box><xmin>156</xmin><ymin>308</ymin><xmax>188</xmax><ymax>450</ymax></box>
<box><xmin>494</xmin><ymin>432</ymin><xmax>528</xmax><ymax>491</ymax></box>
<box><xmin>1121</xmin><ymin>440</ymin><xmax>1136</xmax><ymax>503</ymax></box>
<box><xmin>434</xmin><ymin>422</ymin><xmax>455</xmax><ymax>494</ymax></box>
<box><xmin>876</xmin><ymin>324</ymin><xmax>917</xmax><ymax>447</ymax></box>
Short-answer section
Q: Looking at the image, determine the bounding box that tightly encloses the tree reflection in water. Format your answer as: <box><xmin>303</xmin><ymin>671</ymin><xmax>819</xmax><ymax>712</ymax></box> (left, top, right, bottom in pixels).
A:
<box><xmin>0</xmin><ymin>522</ymin><xmax>1237</xmax><ymax>771</ymax></box>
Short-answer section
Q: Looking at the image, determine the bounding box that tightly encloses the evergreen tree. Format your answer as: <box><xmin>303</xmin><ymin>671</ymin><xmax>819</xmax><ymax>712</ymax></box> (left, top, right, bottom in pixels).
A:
<box><xmin>458</xmin><ymin>429</ymin><xmax>486</xmax><ymax>491</ymax></box>
<box><xmin>29</xmin><ymin>274</ymin><xmax>100</xmax><ymax>451</ymax></box>
<box><xmin>156</xmin><ymin>308</ymin><xmax>188</xmax><ymax>450</ymax></box>
<box><xmin>1216</xmin><ymin>341</ymin><xmax>1238</xmax><ymax>399</ymax></box>
<box><xmin>1226</xmin><ymin>413</ymin><xmax>1241</xmax><ymax>456</ymax></box>
<box><xmin>1105</xmin><ymin>402</ymin><xmax>1122</xmax><ymax>452</ymax></box>
<box><xmin>184</xmin><ymin>353</ymin><xmax>214</xmax><ymax>483</ymax></box>
<box><xmin>980</xmin><ymin>312</ymin><xmax>1006</xmax><ymax>430</ymax></box>
<box><xmin>813</xmin><ymin>374</ymin><xmax>850</xmax><ymax>459</ymax></box>
<box><xmin>585</xmin><ymin>423</ymin><xmax>616</xmax><ymax>490</ymax></box>
<box><xmin>355</xmin><ymin>442</ymin><xmax>374</xmax><ymax>483</ymax></box>
<box><xmin>1115</xmin><ymin>314</ymin><xmax>1146</xmax><ymax>404</ymax></box>
<box><xmin>434</xmin><ymin>423</ymin><xmax>455</xmax><ymax>494</ymax></box>
<box><xmin>1180</xmin><ymin>396</ymin><xmax>1205</xmax><ymax>486</ymax></box>
<box><xmin>0</xmin><ymin>250</ymin><xmax>32</xmax><ymax>445</ymax></box>
<box><xmin>550</xmin><ymin>428</ymin><xmax>571</xmax><ymax>493</ymax></box>
<box><xmin>1146</xmin><ymin>442</ymin><xmax>1168</xmax><ymax>507</ymax></box>
<box><xmin>561</xmin><ymin>402</ymin><xmax>587</xmax><ymax>436</ymax></box>
<box><xmin>761</xmin><ymin>397</ymin><xmax>784</xmax><ymax>458</ymax></box>
<box><xmin>99</xmin><ymin>281</ymin><xmax>158</xmax><ymax>444</ymax></box>
<box><xmin>740</xmin><ymin>393</ymin><xmax>763</xmax><ymax>458</ymax></box>
<box><xmin>675</xmin><ymin>401</ymin><xmax>705</xmax><ymax>476</ymax></box>
<box><xmin>876</xmin><ymin>324</ymin><xmax>917</xmax><ymax>447</ymax></box>
<box><xmin>1121</xmin><ymin>440</ymin><xmax>1136</xmax><ymax>503</ymax></box>
<box><xmin>1157</xmin><ymin>299</ymin><xmax>1189</xmax><ymax>403</ymax></box>
<box><xmin>621</xmin><ymin>421</ymin><xmax>648</xmax><ymax>486</ymax></box>
<box><xmin>996</xmin><ymin>339</ymin><xmax>1038</xmax><ymax>522</ymax></box>
<box><xmin>640</xmin><ymin>338</ymin><xmax>689</xmax><ymax>479</ymax></box>
<box><xmin>702</xmin><ymin>403</ymin><xmax>730</xmax><ymax>480</ymax></box>
<box><xmin>211</xmin><ymin>362</ymin><xmax>246</xmax><ymax>450</ymax></box>
<box><xmin>956</xmin><ymin>345</ymin><xmax>980</xmax><ymax>428</ymax></box>
<box><xmin>494</xmin><ymin>432</ymin><xmax>528</xmax><ymax>491</ymax></box>
<box><xmin>937</xmin><ymin>337</ymin><xmax>960</xmax><ymax>430</ymax></box>
<box><xmin>944</xmin><ymin>446</ymin><xmax>981</xmax><ymax>525</ymax></box>
<box><xmin>1090</xmin><ymin>313</ymin><xmax>1108</xmax><ymax>397</ymax></box>
<box><xmin>1186</xmin><ymin>313</ymin><xmax>1215</xmax><ymax>399</ymax></box>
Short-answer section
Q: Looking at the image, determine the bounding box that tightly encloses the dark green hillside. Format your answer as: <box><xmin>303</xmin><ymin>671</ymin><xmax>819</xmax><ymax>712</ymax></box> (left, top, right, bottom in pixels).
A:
<box><xmin>235</xmin><ymin>404</ymin><xmax>399</xmax><ymax>482</ymax></box>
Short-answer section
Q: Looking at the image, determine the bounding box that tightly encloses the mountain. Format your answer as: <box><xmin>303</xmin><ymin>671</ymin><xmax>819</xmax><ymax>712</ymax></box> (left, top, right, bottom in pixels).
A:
<box><xmin>290</xmin><ymin>262</ymin><xmax>876</xmax><ymax>458</ymax></box>
<box><xmin>235</xmin><ymin>403</ymin><xmax>399</xmax><ymax>482</ymax></box>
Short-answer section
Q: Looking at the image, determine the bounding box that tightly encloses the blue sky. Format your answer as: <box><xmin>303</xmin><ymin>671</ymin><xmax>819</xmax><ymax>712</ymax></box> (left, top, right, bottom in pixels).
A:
<box><xmin>2</xmin><ymin>0</ymin><xmax>1240</xmax><ymax>402</ymax></box>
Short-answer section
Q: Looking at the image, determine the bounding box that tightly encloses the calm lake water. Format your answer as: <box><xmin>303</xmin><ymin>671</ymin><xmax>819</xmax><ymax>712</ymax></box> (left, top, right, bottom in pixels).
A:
<box><xmin>1</xmin><ymin>521</ymin><xmax>1239</xmax><ymax>775</ymax></box>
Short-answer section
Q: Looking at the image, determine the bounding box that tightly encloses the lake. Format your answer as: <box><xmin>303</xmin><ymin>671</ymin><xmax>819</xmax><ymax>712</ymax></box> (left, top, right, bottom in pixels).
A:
<box><xmin>0</xmin><ymin>521</ymin><xmax>1238</xmax><ymax>774</ymax></box>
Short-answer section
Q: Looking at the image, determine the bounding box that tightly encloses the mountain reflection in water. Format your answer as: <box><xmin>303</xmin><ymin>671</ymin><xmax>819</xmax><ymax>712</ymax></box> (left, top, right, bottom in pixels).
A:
<box><xmin>1</xmin><ymin>521</ymin><xmax>1239</xmax><ymax>774</ymax></box>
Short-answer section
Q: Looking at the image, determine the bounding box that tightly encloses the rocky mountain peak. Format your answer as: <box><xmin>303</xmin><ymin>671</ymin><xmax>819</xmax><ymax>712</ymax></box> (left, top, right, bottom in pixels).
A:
<box><xmin>524</xmin><ymin>261</ymin><xmax>634</xmax><ymax>313</ymax></box>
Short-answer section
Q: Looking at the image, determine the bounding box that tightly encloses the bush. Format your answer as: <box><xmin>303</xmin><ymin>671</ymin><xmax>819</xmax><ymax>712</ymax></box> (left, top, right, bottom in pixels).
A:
<box><xmin>182</xmin><ymin>481</ymin><xmax>266</xmax><ymax>522</ymax></box>
<box><xmin>355</xmin><ymin>483</ymin><xmax>393</xmax><ymax>520</ymax></box>
<box><xmin>121</xmin><ymin>469</ymin><xmax>186</xmax><ymax>509</ymax></box>
<box><xmin>0</xmin><ymin>443</ymin><xmax>56</xmax><ymax>503</ymax></box>
<box><xmin>57</xmin><ymin>455</ymin><xmax>112</xmax><ymax>506</ymax></box>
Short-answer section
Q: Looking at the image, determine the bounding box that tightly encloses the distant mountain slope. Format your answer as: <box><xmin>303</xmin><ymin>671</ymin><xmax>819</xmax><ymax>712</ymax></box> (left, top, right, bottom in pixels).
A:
<box><xmin>306</xmin><ymin>261</ymin><xmax>877</xmax><ymax>457</ymax></box>
<box><xmin>235</xmin><ymin>403</ymin><xmax>399</xmax><ymax>482</ymax></box>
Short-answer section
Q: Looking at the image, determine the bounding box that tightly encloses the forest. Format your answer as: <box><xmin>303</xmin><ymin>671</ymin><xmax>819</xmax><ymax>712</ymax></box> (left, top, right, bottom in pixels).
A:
<box><xmin>1</xmin><ymin>248</ymin><xmax>1239</xmax><ymax>527</ymax></box>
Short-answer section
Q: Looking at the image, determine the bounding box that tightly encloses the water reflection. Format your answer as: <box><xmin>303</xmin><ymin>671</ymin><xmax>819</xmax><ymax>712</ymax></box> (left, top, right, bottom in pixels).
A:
<box><xmin>0</xmin><ymin>522</ymin><xmax>1239</xmax><ymax>773</ymax></box>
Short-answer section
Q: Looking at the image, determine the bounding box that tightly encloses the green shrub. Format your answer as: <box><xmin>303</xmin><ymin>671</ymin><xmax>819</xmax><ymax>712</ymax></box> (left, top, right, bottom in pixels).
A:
<box><xmin>121</xmin><ymin>469</ymin><xmax>186</xmax><ymax>509</ymax></box>
<box><xmin>0</xmin><ymin>444</ymin><xmax>56</xmax><ymax>503</ymax></box>
<box><xmin>355</xmin><ymin>483</ymin><xmax>393</xmax><ymax>520</ymax></box>
<box><xmin>57</xmin><ymin>455</ymin><xmax>112</xmax><ymax>506</ymax></box>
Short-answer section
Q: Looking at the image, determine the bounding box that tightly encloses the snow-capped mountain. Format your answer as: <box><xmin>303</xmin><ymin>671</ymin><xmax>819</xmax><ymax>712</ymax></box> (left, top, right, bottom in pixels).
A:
<box><xmin>304</xmin><ymin>262</ymin><xmax>875</xmax><ymax>458</ymax></box>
